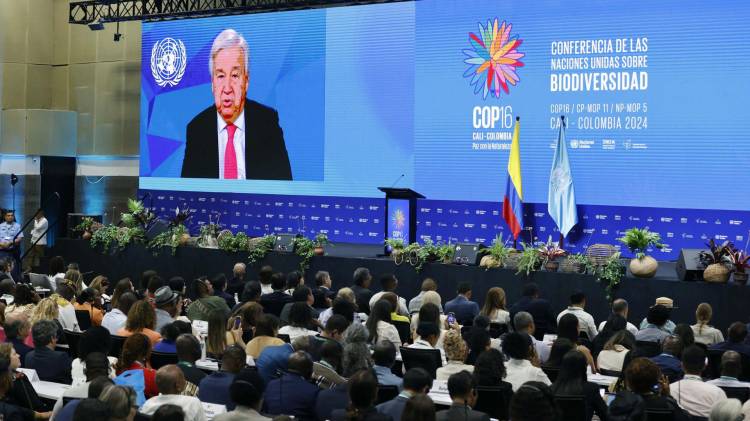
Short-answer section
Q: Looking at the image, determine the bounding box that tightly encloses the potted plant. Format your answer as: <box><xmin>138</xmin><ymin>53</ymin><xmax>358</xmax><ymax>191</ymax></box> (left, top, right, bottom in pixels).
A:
<box><xmin>479</xmin><ymin>236</ymin><xmax>511</xmax><ymax>269</ymax></box>
<box><xmin>384</xmin><ymin>238</ymin><xmax>405</xmax><ymax>261</ymax></box>
<box><xmin>248</xmin><ymin>234</ymin><xmax>276</xmax><ymax>263</ymax></box>
<box><xmin>74</xmin><ymin>217</ymin><xmax>96</xmax><ymax>240</ymax></box>
<box><xmin>618</xmin><ymin>228</ymin><xmax>664</xmax><ymax>278</ymax></box>
<box><xmin>516</xmin><ymin>243</ymin><xmax>542</xmax><ymax>276</ymax></box>
<box><xmin>197</xmin><ymin>223</ymin><xmax>220</xmax><ymax>248</ymax></box>
<box><xmin>699</xmin><ymin>239</ymin><xmax>733</xmax><ymax>283</ymax></box>
<box><xmin>313</xmin><ymin>233</ymin><xmax>331</xmax><ymax>256</ymax></box>
<box><xmin>726</xmin><ymin>247</ymin><xmax>750</xmax><ymax>285</ymax></box>
<box><xmin>593</xmin><ymin>252</ymin><xmax>626</xmax><ymax>302</ymax></box>
<box><xmin>293</xmin><ymin>236</ymin><xmax>315</xmax><ymax>272</ymax></box>
<box><xmin>537</xmin><ymin>237</ymin><xmax>567</xmax><ymax>272</ymax></box>
<box><xmin>561</xmin><ymin>253</ymin><xmax>591</xmax><ymax>274</ymax></box>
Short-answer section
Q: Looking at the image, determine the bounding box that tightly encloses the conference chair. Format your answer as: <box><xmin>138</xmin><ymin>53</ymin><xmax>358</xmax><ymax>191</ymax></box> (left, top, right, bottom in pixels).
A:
<box><xmin>488</xmin><ymin>322</ymin><xmax>508</xmax><ymax>339</ymax></box>
<box><xmin>110</xmin><ymin>335</ymin><xmax>127</xmax><ymax>358</ymax></box>
<box><xmin>706</xmin><ymin>349</ymin><xmax>725</xmax><ymax>379</ymax></box>
<box><xmin>577</xmin><ymin>332</ymin><xmax>592</xmax><ymax>349</ymax></box>
<box><xmin>718</xmin><ymin>386</ymin><xmax>750</xmax><ymax>403</ymax></box>
<box><xmin>399</xmin><ymin>347</ymin><xmax>442</xmax><ymax>378</ymax></box>
<box><xmin>277</xmin><ymin>334</ymin><xmax>291</xmax><ymax>343</ymax></box>
<box><xmin>635</xmin><ymin>340</ymin><xmax>662</xmax><ymax>358</ymax></box>
<box><xmin>150</xmin><ymin>351</ymin><xmax>178</xmax><ymax>369</ymax></box>
<box><xmin>554</xmin><ymin>395</ymin><xmax>587</xmax><ymax>421</ymax></box>
<box><xmin>74</xmin><ymin>310</ymin><xmax>92</xmax><ymax>331</ymax></box>
<box><xmin>391</xmin><ymin>320</ymin><xmax>412</xmax><ymax>345</ymax></box>
<box><xmin>63</xmin><ymin>330</ymin><xmax>84</xmax><ymax>359</ymax></box>
<box><xmin>644</xmin><ymin>408</ymin><xmax>677</xmax><ymax>421</ymax></box>
<box><xmin>598</xmin><ymin>368</ymin><xmax>621</xmax><ymax>377</ymax></box>
<box><xmin>541</xmin><ymin>365</ymin><xmax>560</xmax><ymax>382</ymax></box>
<box><xmin>376</xmin><ymin>385</ymin><xmax>400</xmax><ymax>405</ymax></box>
<box><xmin>134</xmin><ymin>413</ymin><xmax>152</xmax><ymax>421</ymax></box>
<box><xmin>313</xmin><ymin>361</ymin><xmax>347</xmax><ymax>389</ymax></box>
<box><xmin>474</xmin><ymin>384</ymin><xmax>513</xmax><ymax>420</ymax></box>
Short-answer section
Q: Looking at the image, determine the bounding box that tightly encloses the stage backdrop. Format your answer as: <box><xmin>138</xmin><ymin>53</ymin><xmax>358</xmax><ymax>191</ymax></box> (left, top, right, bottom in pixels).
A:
<box><xmin>140</xmin><ymin>0</ymin><xmax>750</xmax><ymax>259</ymax></box>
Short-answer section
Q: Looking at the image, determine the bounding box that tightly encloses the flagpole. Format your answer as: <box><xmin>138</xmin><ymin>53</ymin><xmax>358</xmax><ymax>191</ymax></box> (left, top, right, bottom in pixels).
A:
<box><xmin>558</xmin><ymin>115</ymin><xmax>566</xmax><ymax>250</ymax></box>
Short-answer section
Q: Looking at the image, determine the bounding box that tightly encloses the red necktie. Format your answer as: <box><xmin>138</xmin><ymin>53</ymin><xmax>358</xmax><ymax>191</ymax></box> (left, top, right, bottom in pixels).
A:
<box><xmin>224</xmin><ymin>123</ymin><xmax>238</xmax><ymax>179</ymax></box>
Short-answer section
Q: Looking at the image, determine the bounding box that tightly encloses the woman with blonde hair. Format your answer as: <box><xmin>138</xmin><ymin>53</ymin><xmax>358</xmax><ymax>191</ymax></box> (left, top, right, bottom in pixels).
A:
<box><xmin>53</xmin><ymin>283</ymin><xmax>80</xmax><ymax>332</ymax></box>
<box><xmin>691</xmin><ymin>303</ymin><xmax>724</xmax><ymax>346</ymax></box>
<box><xmin>64</xmin><ymin>269</ymin><xmax>86</xmax><ymax>293</ymax></box>
<box><xmin>436</xmin><ymin>329</ymin><xmax>473</xmax><ymax>380</ymax></box>
<box><xmin>88</xmin><ymin>276</ymin><xmax>109</xmax><ymax>300</ymax></box>
<box><xmin>410</xmin><ymin>290</ymin><xmax>447</xmax><ymax>332</ymax></box>
<box><xmin>480</xmin><ymin>287</ymin><xmax>510</xmax><ymax>325</ymax></box>
<box><xmin>116</xmin><ymin>300</ymin><xmax>162</xmax><ymax>345</ymax></box>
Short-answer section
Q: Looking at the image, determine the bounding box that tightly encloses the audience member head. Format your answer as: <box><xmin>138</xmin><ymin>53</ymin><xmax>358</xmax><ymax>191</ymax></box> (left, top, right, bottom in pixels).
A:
<box><xmin>612</xmin><ymin>298</ymin><xmax>629</xmax><ymax>318</ymax></box>
<box><xmin>372</xmin><ymin>341</ymin><xmax>397</xmax><ymax>368</ymax></box>
<box><xmin>720</xmin><ymin>350</ymin><xmax>742</xmax><ymax>379</ymax></box>
<box><xmin>417</xmin><ymin>302</ymin><xmax>441</xmax><ymax>328</ymax></box>
<box><xmin>76</xmin><ymin>287</ymin><xmax>98</xmax><ymax>306</ymax></box>
<box><xmin>13</xmin><ymin>284</ymin><xmax>37</xmax><ymax>306</ymax></box>
<box><xmin>447</xmin><ymin>371</ymin><xmax>477</xmax><ymax>406</ymax></box>
<box><xmin>206</xmin><ymin>310</ymin><xmax>228</xmax><ymax>355</ymax></box>
<box><xmin>546</xmin><ymin>338</ymin><xmax>575</xmax><ymax>368</ymax></box>
<box><xmin>73</xmin><ymin>399</ymin><xmax>111</xmax><ymax>421</ymax></box>
<box><xmin>480</xmin><ymin>287</ymin><xmax>507</xmax><ymax>318</ymax></box>
<box><xmin>116</xmin><ymin>333</ymin><xmax>151</xmax><ymax>372</ymax></box>
<box><xmin>503</xmin><ymin>332</ymin><xmax>532</xmax><ymax>360</ymax></box>
<box><xmin>98</xmin><ymin>385</ymin><xmax>137</xmax><ymax>421</ymax></box>
<box><xmin>335</xmin><ymin>287</ymin><xmax>356</xmax><ymax>304</ymax></box>
<box><xmin>0</xmin><ymin>278</ymin><xmax>15</xmax><ymax>296</ymax></box>
<box><xmin>569</xmin><ymin>291</ymin><xmax>586</xmax><ymax>308</ymax></box>
<box><xmin>258</xmin><ymin>265</ymin><xmax>274</xmax><ymax>285</ymax></box>
<box><xmin>551</xmin><ymin>350</ymin><xmax>587</xmax><ymax>395</ymax></box>
<box><xmin>285</xmin><ymin>271</ymin><xmax>303</xmax><ymax>291</ymax></box>
<box><xmin>728</xmin><ymin>322</ymin><xmax>748</xmax><ymax>344</ymax></box>
<box><xmin>152</xmin><ymin>404</ymin><xmax>185</xmax><ymax>421</ymax></box>
<box><xmin>443</xmin><ymin>329</ymin><xmax>468</xmax><ymax>363</ymax></box>
<box><xmin>160</xmin><ymin>323</ymin><xmax>180</xmax><ymax>344</ymax></box>
<box><xmin>29</xmin><ymin>297</ymin><xmax>59</xmax><ymax>325</ymax></box>
<box><xmin>710</xmin><ymin>399</ymin><xmax>744</xmax><ymax>421</ymax></box>
<box><xmin>646</xmin><ymin>305</ymin><xmax>671</xmax><ymax>328</ymax></box>
<box><xmin>88</xmin><ymin>376</ymin><xmax>114</xmax><ymax>398</ymax></box>
<box><xmin>332</xmin><ymin>297</ymin><xmax>356</xmax><ymax>323</ymax></box>
<box><xmin>352</xmin><ymin>267</ymin><xmax>371</xmax><ymax>288</ymax></box>
<box><xmin>289</xmin><ymin>302</ymin><xmax>313</xmax><ymax>328</ymax></box>
<box><xmin>380</xmin><ymin>274</ymin><xmax>398</xmax><ymax>292</ymax></box>
<box><xmin>681</xmin><ymin>344</ymin><xmax>706</xmax><ymax>375</ymax></box>
<box><xmin>601</xmin><ymin>313</ymin><xmax>627</xmax><ymax>335</ymax></box>
<box><xmin>456</xmin><ymin>282</ymin><xmax>472</xmax><ymax>299</ymax></box>
<box><xmin>173</xmin><ymin>320</ymin><xmax>192</xmax><ymax>335</ymax></box>
<box><xmin>510</xmin><ymin>382</ymin><xmax>560</xmax><ymax>421</ymax></box>
<box><xmin>4</xmin><ymin>316</ymin><xmax>30</xmax><ymax>341</ymax></box>
<box><xmin>341</xmin><ymin>323</ymin><xmax>372</xmax><ymax>377</ymax></box>
<box><xmin>292</xmin><ymin>286</ymin><xmax>313</xmax><ymax>305</ymax></box>
<box><xmin>467</xmin><ymin>328</ymin><xmax>491</xmax><ymax>364</ymax></box>
<box><xmin>673</xmin><ymin>323</ymin><xmax>694</xmax><ymax>347</ymax></box>
<box><xmin>48</xmin><ymin>256</ymin><xmax>66</xmax><ymax>276</ymax></box>
<box><xmin>365</xmin><ymin>300</ymin><xmax>392</xmax><ymax>343</ymax></box>
<box><xmin>147</xmin><ymin>275</ymin><xmax>165</xmax><ymax>296</ymax></box>
<box><xmin>421</xmin><ymin>291</ymin><xmax>442</xmax><ymax>310</ymax></box>
<box><xmin>154</xmin><ymin>285</ymin><xmax>180</xmax><ymax>314</ymax></box>
<box><xmin>473</xmin><ymin>348</ymin><xmax>506</xmax><ymax>386</ymax></box>
<box><xmin>287</xmin><ymin>350</ymin><xmax>313</xmax><ymax>379</ymax></box>
<box><xmin>111</xmin><ymin>278</ymin><xmax>134</xmax><ymax>308</ymax></box>
<box><xmin>416</xmin><ymin>322</ymin><xmax>440</xmax><ymax>346</ymax></box>
<box><xmin>155</xmin><ymin>364</ymin><xmax>186</xmax><ymax>395</ymax></box>
<box><xmin>221</xmin><ymin>344</ymin><xmax>246</xmax><ymax>374</ymax></box>
<box><xmin>625</xmin><ymin>357</ymin><xmax>662</xmax><ymax>394</ymax></box>
<box><xmin>31</xmin><ymin>319</ymin><xmax>58</xmax><ymax>348</ymax></box>
<box><xmin>168</xmin><ymin>276</ymin><xmax>186</xmax><ymax>295</ymax></box>
<box><xmin>211</xmin><ymin>273</ymin><xmax>228</xmax><ymax>294</ymax></box>
<box><xmin>229</xmin><ymin>369</ymin><xmax>265</xmax><ymax>410</ymax></box>
<box><xmin>232</xmin><ymin>262</ymin><xmax>246</xmax><ymax>279</ymax></box>
<box><xmin>194</xmin><ymin>278</ymin><xmax>214</xmax><ymax>298</ymax></box>
<box><xmin>240</xmin><ymin>281</ymin><xmax>262</xmax><ymax>303</ymax></box>
<box><xmin>239</xmin><ymin>301</ymin><xmax>263</xmax><ymax>328</ymax></box>
<box><xmin>314</xmin><ymin>270</ymin><xmax>331</xmax><ymax>288</ymax></box>
<box><xmin>176</xmin><ymin>334</ymin><xmax>201</xmax><ymax>363</ymax></box>
<box><xmin>125</xmin><ymin>300</ymin><xmax>156</xmax><ymax>331</ymax></box>
<box><xmin>117</xmin><ymin>292</ymin><xmax>138</xmax><ymax>316</ymax></box>
<box><xmin>254</xmin><ymin>314</ymin><xmax>280</xmax><ymax>338</ymax></box>
<box><xmin>79</xmin><ymin>326</ymin><xmax>112</xmax><ymax>360</ymax></box>
<box><xmin>56</xmin><ymin>283</ymin><xmax>75</xmax><ymax>303</ymax></box>
<box><xmin>403</xmin><ymin>367</ymin><xmax>433</xmax><ymax>394</ymax></box>
<box><xmin>402</xmin><ymin>394</ymin><xmax>436</xmax><ymax>421</ymax></box>
<box><xmin>270</xmin><ymin>272</ymin><xmax>286</xmax><ymax>291</ymax></box>
<box><xmin>83</xmin><ymin>352</ymin><xmax>109</xmax><ymax>382</ymax></box>
<box><xmin>513</xmin><ymin>311</ymin><xmax>535</xmax><ymax>334</ymax></box>
<box><xmin>521</xmin><ymin>283</ymin><xmax>540</xmax><ymax>298</ymax></box>
<box><xmin>420</xmin><ymin>278</ymin><xmax>437</xmax><ymax>293</ymax></box>
<box><xmin>694</xmin><ymin>302</ymin><xmax>713</xmax><ymax>329</ymax></box>
<box><xmin>140</xmin><ymin>270</ymin><xmax>159</xmax><ymax>292</ymax></box>
<box><xmin>346</xmin><ymin>370</ymin><xmax>379</xmax><ymax>415</ymax></box>
<box><xmin>324</xmin><ymin>314</ymin><xmax>349</xmax><ymax>341</ymax></box>
<box><xmin>381</xmin><ymin>292</ymin><xmax>400</xmax><ymax>314</ymax></box>
<box><xmin>557</xmin><ymin>313</ymin><xmax>580</xmax><ymax>343</ymax></box>
<box><xmin>603</xmin><ymin>330</ymin><xmax>636</xmax><ymax>352</ymax></box>
<box><xmin>320</xmin><ymin>339</ymin><xmax>343</xmax><ymax>373</ymax></box>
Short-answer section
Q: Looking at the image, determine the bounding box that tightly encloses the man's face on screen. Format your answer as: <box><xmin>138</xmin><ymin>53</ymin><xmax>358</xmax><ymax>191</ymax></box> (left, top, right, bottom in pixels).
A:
<box><xmin>211</xmin><ymin>46</ymin><xmax>248</xmax><ymax>124</ymax></box>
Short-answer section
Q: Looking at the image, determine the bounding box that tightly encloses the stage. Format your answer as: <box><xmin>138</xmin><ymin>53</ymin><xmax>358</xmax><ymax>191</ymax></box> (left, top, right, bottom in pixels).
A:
<box><xmin>51</xmin><ymin>239</ymin><xmax>749</xmax><ymax>332</ymax></box>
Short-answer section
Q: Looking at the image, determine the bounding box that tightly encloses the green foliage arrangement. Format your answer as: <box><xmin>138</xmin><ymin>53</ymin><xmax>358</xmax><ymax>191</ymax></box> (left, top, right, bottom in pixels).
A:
<box><xmin>73</xmin><ymin>217</ymin><xmax>96</xmax><ymax>233</ymax></box>
<box><xmin>384</xmin><ymin>238</ymin><xmax>405</xmax><ymax>251</ymax></box>
<box><xmin>618</xmin><ymin>227</ymin><xmax>664</xmax><ymax>258</ymax></box>
<box><xmin>593</xmin><ymin>252</ymin><xmax>626</xmax><ymax>301</ymax></box>
<box><xmin>91</xmin><ymin>225</ymin><xmax>145</xmax><ymax>252</ymax></box>
<box><xmin>699</xmin><ymin>239</ymin><xmax>733</xmax><ymax>266</ymax></box>
<box><xmin>481</xmin><ymin>235</ymin><xmax>512</xmax><ymax>264</ymax></box>
<box><xmin>565</xmin><ymin>253</ymin><xmax>594</xmax><ymax>274</ymax></box>
<box><xmin>248</xmin><ymin>234</ymin><xmax>276</xmax><ymax>264</ymax></box>
<box><xmin>537</xmin><ymin>237</ymin><xmax>567</xmax><ymax>264</ymax></box>
<box><xmin>516</xmin><ymin>243</ymin><xmax>543</xmax><ymax>276</ymax></box>
<box><xmin>217</xmin><ymin>231</ymin><xmax>250</xmax><ymax>253</ymax></box>
<box><xmin>293</xmin><ymin>236</ymin><xmax>316</xmax><ymax>272</ymax></box>
<box><xmin>148</xmin><ymin>224</ymin><xmax>187</xmax><ymax>256</ymax></box>
<box><xmin>197</xmin><ymin>223</ymin><xmax>221</xmax><ymax>248</ymax></box>
<box><xmin>314</xmin><ymin>233</ymin><xmax>331</xmax><ymax>247</ymax></box>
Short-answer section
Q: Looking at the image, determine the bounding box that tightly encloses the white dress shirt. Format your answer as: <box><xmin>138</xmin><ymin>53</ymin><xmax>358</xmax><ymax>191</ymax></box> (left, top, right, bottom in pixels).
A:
<box><xmin>369</xmin><ymin>291</ymin><xmax>409</xmax><ymax>316</ymax></box>
<box><xmin>504</xmin><ymin>358</ymin><xmax>551</xmax><ymax>391</ymax></box>
<box><xmin>375</xmin><ymin>320</ymin><xmax>402</xmax><ymax>349</ymax></box>
<box><xmin>670</xmin><ymin>374</ymin><xmax>727</xmax><ymax>418</ymax></box>
<box><xmin>436</xmin><ymin>361</ymin><xmax>474</xmax><ymax>381</ymax></box>
<box><xmin>216</xmin><ymin>110</ymin><xmax>246</xmax><ymax>180</ymax></box>
<box><xmin>260</xmin><ymin>283</ymin><xmax>274</xmax><ymax>295</ymax></box>
<box><xmin>408</xmin><ymin>338</ymin><xmax>447</xmax><ymax>365</ymax></box>
<box><xmin>71</xmin><ymin>356</ymin><xmax>118</xmax><ymax>386</ymax></box>
<box><xmin>31</xmin><ymin>217</ymin><xmax>48</xmax><ymax>246</ymax></box>
<box><xmin>488</xmin><ymin>309</ymin><xmax>510</xmax><ymax>325</ymax></box>
<box><xmin>557</xmin><ymin>306</ymin><xmax>598</xmax><ymax>340</ymax></box>
<box><xmin>598</xmin><ymin>320</ymin><xmax>638</xmax><ymax>336</ymax></box>
<box><xmin>141</xmin><ymin>394</ymin><xmax>207</xmax><ymax>421</ymax></box>
<box><xmin>58</xmin><ymin>303</ymin><xmax>80</xmax><ymax>332</ymax></box>
<box><xmin>531</xmin><ymin>335</ymin><xmax>551</xmax><ymax>363</ymax></box>
<box><xmin>596</xmin><ymin>345</ymin><xmax>629</xmax><ymax>372</ymax></box>
<box><xmin>691</xmin><ymin>324</ymin><xmax>724</xmax><ymax>346</ymax></box>
<box><xmin>101</xmin><ymin>308</ymin><xmax>128</xmax><ymax>335</ymax></box>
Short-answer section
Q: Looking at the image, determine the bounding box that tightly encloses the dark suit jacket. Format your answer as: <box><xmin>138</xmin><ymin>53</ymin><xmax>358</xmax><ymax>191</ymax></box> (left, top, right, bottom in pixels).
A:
<box><xmin>260</xmin><ymin>291</ymin><xmax>293</xmax><ymax>318</ymax></box>
<box><xmin>436</xmin><ymin>404</ymin><xmax>491</xmax><ymax>421</ymax></box>
<box><xmin>444</xmin><ymin>295</ymin><xmax>480</xmax><ymax>325</ymax></box>
<box><xmin>226</xmin><ymin>276</ymin><xmax>245</xmax><ymax>296</ymax></box>
<box><xmin>24</xmin><ymin>347</ymin><xmax>72</xmax><ymax>384</ymax></box>
<box><xmin>315</xmin><ymin>383</ymin><xmax>348</xmax><ymax>421</ymax></box>
<box><xmin>376</xmin><ymin>395</ymin><xmax>409</xmax><ymax>421</ymax></box>
<box><xmin>263</xmin><ymin>373</ymin><xmax>320</xmax><ymax>421</ymax></box>
<box><xmin>350</xmin><ymin>285</ymin><xmax>373</xmax><ymax>315</ymax></box>
<box><xmin>509</xmin><ymin>296</ymin><xmax>557</xmax><ymax>340</ymax></box>
<box><xmin>181</xmin><ymin>99</ymin><xmax>292</xmax><ymax>180</ymax></box>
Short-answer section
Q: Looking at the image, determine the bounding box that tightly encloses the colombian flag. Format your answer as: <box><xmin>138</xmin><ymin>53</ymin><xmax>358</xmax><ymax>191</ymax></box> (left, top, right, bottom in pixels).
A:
<box><xmin>502</xmin><ymin>118</ymin><xmax>523</xmax><ymax>239</ymax></box>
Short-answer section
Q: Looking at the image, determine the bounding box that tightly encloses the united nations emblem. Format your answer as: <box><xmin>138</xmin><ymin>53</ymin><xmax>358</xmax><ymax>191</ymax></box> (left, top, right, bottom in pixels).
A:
<box><xmin>550</xmin><ymin>167</ymin><xmax>571</xmax><ymax>192</ymax></box>
<box><xmin>151</xmin><ymin>37</ymin><xmax>187</xmax><ymax>87</ymax></box>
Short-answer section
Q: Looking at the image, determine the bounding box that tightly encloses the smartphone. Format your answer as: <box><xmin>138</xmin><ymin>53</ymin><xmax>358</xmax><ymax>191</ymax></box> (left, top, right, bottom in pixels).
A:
<box><xmin>446</xmin><ymin>312</ymin><xmax>456</xmax><ymax>325</ymax></box>
<box><xmin>233</xmin><ymin>317</ymin><xmax>242</xmax><ymax>329</ymax></box>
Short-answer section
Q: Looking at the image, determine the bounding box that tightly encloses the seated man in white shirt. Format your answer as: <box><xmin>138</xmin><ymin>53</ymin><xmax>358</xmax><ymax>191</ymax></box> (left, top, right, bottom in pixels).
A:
<box><xmin>707</xmin><ymin>351</ymin><xmax>750</xmax><ymax>388</ymax></box>
<box><xmin>513</xmin><ymin>311</ymin><xmax>550</xmax><ymax>363</ymax></box>
<box><xmin>597</xmin><ymin>298</ymin><xmax>638</xmax><ymax>336</ymax></box>
<box><xmin>369</xmin><ymin>274</ymin><xmax>409</xmax><ymax>316</ymax></box>
<box><xmin>101</xmin><ymin>292</ymin><xmax>137</xmax><ymax>335</ymax></box>
<box><xmin>408</xmin><ymin>322</ymin><xmax>447</xmax><ymax>366</ymax></box>
<box><xmin>140</xmin><ymin>364</ymin><xmax>207</xmax><ymax>421</ymax></box>
<box><xmin>556</xmin><ymin>291</ymin><xmax>597</xmax><ymax>341</ymax></box>
<box><xmin>670</xmin><ymin>345</ymin><xmax>726</xmax><ymax>418</ymax></box>
<box><xmin>502</xmin><ymin>332</ymin><xmax>551</xmax><ymax>391</ymax></box>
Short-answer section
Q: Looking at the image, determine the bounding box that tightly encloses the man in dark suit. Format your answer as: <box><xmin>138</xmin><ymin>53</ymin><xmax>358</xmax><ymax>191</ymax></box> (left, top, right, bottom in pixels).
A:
<box><xmin>436</xmin><ymin>371</ymin><xmax>491</xmax><ymax>421</ymax></box>
<box><xmin>444</xmin><ymin>282</ymin><xmax>480</xmax><ymax>326</ymax></box>
<box><xmin>259</xmin><ymin>272</ymin><xmax>293</xmax><ymax>318</ymax></box>
<box><xmin>311</xmin><ymin>270</ymin><xmax>335</xmax><ymax>309</ymax></box>
<box><xmin>350</xmin><ymin>267</ymin><xmax>373</xmax><ymax>315</ymax></box>
<box><xmin>24</xmin><ymin>320</ymin><xmax>72</xmax><ymax>384</ymax></box>
<box><xmin>263</xmin><ymin>351</ymin><xmax>320</xmax><ymax>420</ymax></box>
<box><xmin>226</xmin><ymin>262</ymin><xmax>246</xmax><ymax>296</ymax></box>
<box><xmin>181</xmin><ymin>28</ymin><xmax>292</xmax><ymax>180</ymax></box>
<box><xmin>509</xmin><ymin>283</ymin><xmax>557</xmax><ymax>340</ymax></box>
<box><xmin>376</xmin><ymin>368</ymin><xmax>432</xmax><ymax>421</ymax></box>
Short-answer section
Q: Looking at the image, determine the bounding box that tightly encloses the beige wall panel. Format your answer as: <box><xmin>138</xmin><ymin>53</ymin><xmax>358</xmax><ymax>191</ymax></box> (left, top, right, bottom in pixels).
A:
<box><xmin>76</xmin><ymin>112</ymin><xmax>93</xmax><ymax>154</ymax></box>
<box><xmin>51</xmin><ymin>65</ymin><xmax>69</xmax><ymax>109</ymax></box>
<box><xmin>2</xmin><ymin>63</ymin><xmax>27</xmax><ymax>109</ymax></box>
<box><xmin>0</xmin><ymin>109</ymin><xmax>27</xmax><ymax>154</ymax></box>
<box><xmin>26</xmin><ymin>0</ymin><xmax>54</xmax><ymax>65</ymax></box>
<box><xmin>124</xmin><ymin>21</ymin><xmax>141</xmax><ymax>61</ymax></box>
<box><xmin>52</xmin><ymin>0</ymin><xmax>70</xmax><ymax>65</ymax></box>
<box><xmin>25</xmin><ymin>64</ymin><xmax>52</xmax><ymax>109</ymax></box>
<box><xmin>68</xmin><ymin>62</ymin><xmax>95</xmax><ymax>113</ymax></box>
<box><xmin>69</xmin><ymin>21</ymin><xmax>97</xmax><ymax>64</ymax></box>
<box><xmin>0</xmin><ymin>0</ymin><xmax>29</xmax><ymax>63</ymax></box>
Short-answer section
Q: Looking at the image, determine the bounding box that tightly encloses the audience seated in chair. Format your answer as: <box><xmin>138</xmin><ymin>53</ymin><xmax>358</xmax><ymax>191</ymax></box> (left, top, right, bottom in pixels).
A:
<box><xmin>597</xmin><ymin>299</ymin><xmax>639</xmax><ymax>336</ymax></box>
<box><xmin>366</xmin><ymin>300</ymin><xmax>401</xmax><ymax>349</ymax></box>
<box><xmin>372</xmin><ymin>341</ymin><xmax>403</xmax><ymax>390</ymax></box>
<box><xmin>514</xmin><ymin>311</ymin><xmax>551</xmax><ymax>364</ymax></box>
<box><xmin>669</xmin><ymin>345</ymin><xmax>727</xmax><ymax>419</ymax></box>
<box><xmin>368</xmin><ymin>274</ymin><xmax>409</xmax><ymax>316</ymax></box>
<box><xmin>331</xmin><ymin>369</ymin><xmax>391</xmax><ymax>421</ymax></box>
<box><xmin>436</xmin><ymin>329</ymin><xmax>473</xmax><ymax>381</ymax></box>
<box><xmin>435</xmin><ymin>371</ymin><xmax>490</xmax><ymax>421</ymax></box>
<box><xmin>140</xmin><ymin>365</ymin><xmax>205</xmax><ymax>421</ymax></box>
<box><xmin>116</xmin><ymin>300</ymin><xmax>162</xmax><ymax>346</ymax></box>
<box><xmin>175</xmin><ymin>334</ymin><xmax>205</xmax><ymax>397</ymax></box>
<box><xmin>25</xmin><ymin>319</ymin><xmax>72</xmax><ymax>384</ymax></box>
<box><xmin>376</xmin><ymin>368</ymin><xmax>432</xmax><ymax>421</ymax></box>
<box><xmin>350</xmin><ymin>267</ymin><xmax>374</xmax><ymax>316</ymax></box>
<box><xmin>596</xmin><ymin>330</ymin><xmax>635</xmax><ymax>374</ymax></box>
<box><xmin>509</xmin><ymin>283</ymin><xmax>556</xmax><ymax>340</ymax></box>
<box><xmin>102</xmin><ymin>292</ymin><xmax>137</xmax><ymax>336</ymax></box>
<box><xmin>51</xmin><ymin>352</ymin><xmax>110</xmax><ymax>419</ymax></box>
<box><xmin>70</xmin><ymin>327</ymin><xmax>117</xmax><ymax>386</ymax></box>
<box><xmin>650</xmin><ymin>335</ymin><xmax>685</xmax><ymax>383</ymax></box>
<box><xmin>509</xmin><ymin>381</ymin><xmax>560</xmax><ymax>421</ymax></box>
<box><xmin>502</xmin><ymin>332</ymin><xmax>551</xmax><ymax>391</ymax></box>
<box><xmin>114</xmin><ymin>333</ymin><xmax>158</xmax><ymax>399</ymax></box>
<box><xmin>707</xmin><ymin>351</ymin><xmax>750</xmax><ymax>389</ymax></box>
<box><xmin>444</xmin><ymin>282</ymin><xmax>480</xmax><ymax>326</ymax></box>
<box><xmin>214</xmin><ymin>369</ymin><xmax>270</xmax><ymax>421</ymax></box>
<box><xmin>408</xmin><ymin>278</ymin><xmax>441</xmax><ymax>315</ymax></box>
<box><xmin>710</xmin><ymin>322</ymin><xmax>750</xmax><ymax>359</ymax></box>
<box><xmin>550</xmin><ymin>349</ymin><xmax>608</xmax><ymax>421</ymax></box>
<box><xmin>56</xmin><ymin>376</ymin><xmax>113</xmax><ymax>421</ymax></box>
<box><xmin>636</xmin><ymin>305</ymin><xmax>672</xmax><ymax>344</ymax></box>
<box><xmin>408</xmin><ymin>322</ymin><xmax>446</xmax><ymax>366</ymax></box>
<box><xmin>556</xmin><ymin>291</ymin><xmax>598</xmax><ymax>341</ymax></box>
<box><xmin>198</xmin><ymin>345</ymin><xmax>246</xmax><ymax>410</ymax></box>
<box><xmin>263</xmin><ymin>351</ymin><xmax>321</xmax><ymax>420</ymax></box>
<box><xmin>186</xmin><ymin>278</ymin><xmax>231</xmax><ymax>322</ymax></box>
